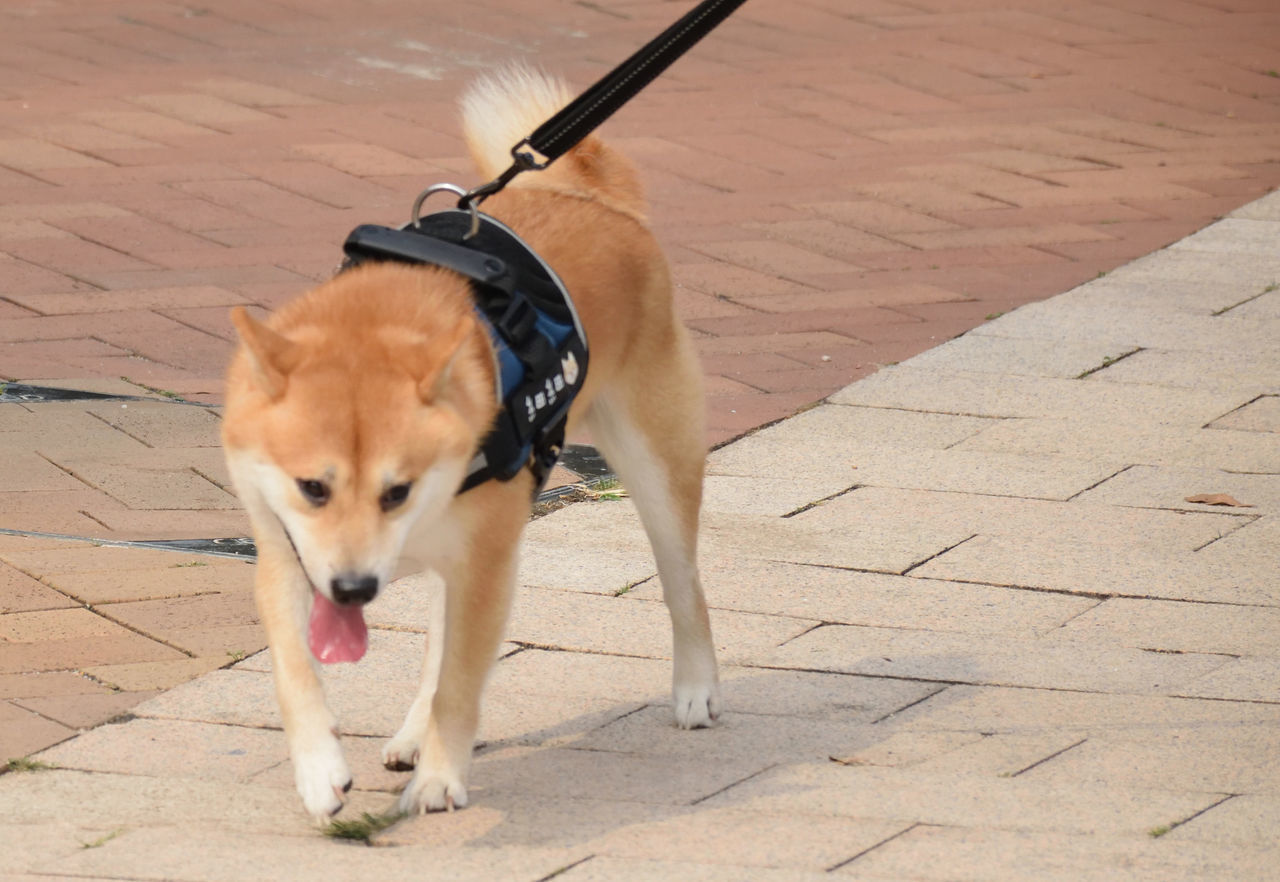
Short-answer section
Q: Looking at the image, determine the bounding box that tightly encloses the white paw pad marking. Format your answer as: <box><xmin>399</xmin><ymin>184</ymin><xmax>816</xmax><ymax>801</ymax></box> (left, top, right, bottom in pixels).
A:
<box><xmin>381</xmin><ymin>737</ymin><xmax>421</xmax><ymax>771</ymax></box>
<box><xmin>674</xmin><ymin>681</ymin><xmax>722</xmax><ymax>730</ymax></box>
<box><xmin>399</xmin><ymin>768</ymin><xmax>469</xmax><ymax>815</ymax></box>
<box><xmin>295</xmin><ymin>743</ymin><xmax>352</xmax><ymax>821</ymax></box>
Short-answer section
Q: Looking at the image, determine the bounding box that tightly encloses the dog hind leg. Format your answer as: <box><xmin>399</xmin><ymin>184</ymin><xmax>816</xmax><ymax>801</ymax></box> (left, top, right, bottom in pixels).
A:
<box><xmin>381</xmin><ymin>573</ymin><xmax>447</xmax><ymax>771</ymax></box>
<box><xmin>585</xmin><ymin>357</ymin><xmax>721</xmax><ymax>728</ymax></box>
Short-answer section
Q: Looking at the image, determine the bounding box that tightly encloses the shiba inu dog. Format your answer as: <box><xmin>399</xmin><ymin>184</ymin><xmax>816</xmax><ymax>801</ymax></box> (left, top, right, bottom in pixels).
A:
<box><xmin>221</xmin><ymin>68</ymin><xmax>721</xmax><ymax>821</ymax></box>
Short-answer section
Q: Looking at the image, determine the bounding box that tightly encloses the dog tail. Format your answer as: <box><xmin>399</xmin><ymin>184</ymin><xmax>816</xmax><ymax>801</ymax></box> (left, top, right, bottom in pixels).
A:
<box><xmin>460</xmin><ymin>65</ymin><xmax>647</xmax><ymax>221</ymax></box>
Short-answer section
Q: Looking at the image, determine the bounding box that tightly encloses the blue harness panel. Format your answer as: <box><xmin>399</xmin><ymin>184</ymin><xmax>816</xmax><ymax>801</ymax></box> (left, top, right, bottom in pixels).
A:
<box><xmin>341</xmin><ymin>210</ymin><xmax>588</xmax><ymax>493</ymax></box>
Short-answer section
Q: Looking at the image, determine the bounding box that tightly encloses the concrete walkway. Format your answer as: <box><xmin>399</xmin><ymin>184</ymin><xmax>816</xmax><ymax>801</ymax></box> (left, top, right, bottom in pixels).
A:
<box><xmin>3</xmin><ymin>190</ymin><xmax>1279</xmax><ymax>879</ymax></box>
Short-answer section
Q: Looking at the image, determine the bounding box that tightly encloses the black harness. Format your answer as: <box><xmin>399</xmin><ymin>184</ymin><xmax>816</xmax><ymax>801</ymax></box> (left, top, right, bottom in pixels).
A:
<box><xmin>342</xmin><ymin>210</ymin><xmax>588</xmax><ymax>494</ymax></box>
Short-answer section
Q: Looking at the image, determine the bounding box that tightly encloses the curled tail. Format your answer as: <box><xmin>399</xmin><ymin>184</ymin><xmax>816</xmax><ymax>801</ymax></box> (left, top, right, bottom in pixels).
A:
<box><xmin>459</xmin><ymin>65</ymin><xmax>647</xmax><ymax>222</ymax></box>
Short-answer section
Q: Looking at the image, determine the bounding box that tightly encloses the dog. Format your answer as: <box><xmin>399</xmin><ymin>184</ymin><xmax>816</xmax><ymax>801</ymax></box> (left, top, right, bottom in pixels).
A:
<box><xmin>221</xmin><ymin>67</ymin><xmax>721</xmax><ymax>821</ymax></box>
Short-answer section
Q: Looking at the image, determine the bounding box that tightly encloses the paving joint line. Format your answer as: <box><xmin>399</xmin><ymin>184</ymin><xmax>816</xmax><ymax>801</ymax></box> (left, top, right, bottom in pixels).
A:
<box><xmin>156</xmin><ymin>309</ymin><xmax>242</xmax><ymax>344</ymax></box>
<box><xmin>534</xmin><ymin>855</ymin><xmax>596</xmax><ymax>882</ymax></box>
<box><xmin>770</xmin><ymin>558</ymin><xmax>924</xmax><ymax>579</ymax></box>
<box><xmin>826</xmin><ymin>400</ymin><xmax>1018</xmax><ymax>421</ymax></box>
<box><xmin>688</xmin><ymin>762</ymin><xmax>776</xmax><ymax>806</ymax></box>
<box><xmin>8</xmin><ymin>697</ymin><xmax>89</xmax><ymax>731</ymax></box>
<box><xmin>1006</xmin><ymin>736</ymin><xmax>1089</xmax><ymax>777</ymax></box>
<box><xmin>825</xmin><ymin>822</ymin><xmax>923</xmax><ymax>872</ymax></box>
<box><xmin>1047</xmin><ymin>597</ymin><xmax>1108</xmax><ymax>632</ymax></box>
<box><xmin>1202</xmin><ymin>391</ymin><xmax>1274</xmax><ymax>427</ymax></box>
<box><xmin>910</xmin><ymin>572</ymin><xmax>1280</xmax><ymax>609</ymax></box>
<box><xmin>34</xmin><ymin>451</ymin><xmax>112</xmax><ymax>499</ymax></box>
<box><xmin>130</xmin><ymin>713</ymin><xmax>286</xmax><ymax>735</ymax></box>
<box><xmin>1192</xmin><ymin>513</ymin><xmax>1262</xmax><ymax>552</ymax></box>
<box><xmin>738</xmin><ymin>660</ymin><xmax>1280</xmax><ymax>704</ymax></box>
<box><xmin>1167</xmin><ymin>691</ymin><xmax>1280</xmax><ymax>707</ymax></box>
<box><xmin>78</xmin><ymin>601</ymin><xmax>199</xmax><ymax>660</ymax></box>
<box><xmin>1138</xmin><ymin>646</ymin><xmax>1239</xmax><ymax>660</ymax></box>
<box><xmin>83</xmin><ymin>408</ymin><xmax>155</xmax><ymax>449</ymax></box>
<box><xmin>899</xmin><ymin>533</ymin><xmax>978</xmax><ymax>576</ymax></box>
<box><xmin>773</xmin><ymin>562</ymin><xmax>1279</xmax><ymax>611</ymax></box>
<box><xmin>75</xmin><ymin>509</ymin><xmax>114</xmax><ymax>532</ymax></box>
<box><xmin>191</xmin><ymin>466</ymin><xmax>234</xmax><ymax>495</ymax></box>
<box><xmin>1075</xmin><ymin>346</ymin><xmax>1144</xmax><ymax>379</ymax></box>
<box><xmin>1154</xmin><ymin>792</ymin><xmax>1240</xmax><ymax>839</ymax></box>
<box><xmin>870</xmin><ymin>685</ymin><xmax>951</xmax><ymax>725</ymax></box>
<box><xmin>772</xmin><ymin>620</ymin><xmax>828</xmax><ymax>648</ymax></box>
<box><xmin>574</xmin><ymin>1</ymin><xmax>630</xmax><ymax>21</ymax></box>
<box><xmin>1064</xmin><ymin>463</ymin><xmax>1135</xmax><ymax>501</ymax></box>
<box><xmin>1212</xmin><ymin>285</ymin><xmax>1275</xmax><ymax>316</ymax></box>
<box><xmin>781</xmin><ymin>483</ymin><xmax>862</xmax><ymax>518</ymax></box>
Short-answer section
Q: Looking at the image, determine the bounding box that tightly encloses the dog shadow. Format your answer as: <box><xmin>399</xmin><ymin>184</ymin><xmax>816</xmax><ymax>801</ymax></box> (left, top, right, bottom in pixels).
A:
<box><xmin>341</xmin><ymin>662</ymin><xmax>964</xmax><ymax>850</ymax></box>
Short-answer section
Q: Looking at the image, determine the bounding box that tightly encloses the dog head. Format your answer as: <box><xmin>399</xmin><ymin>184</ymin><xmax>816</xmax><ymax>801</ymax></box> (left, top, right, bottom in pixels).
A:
<box><xmin>221</xmin><ymin>265</ymin><xmax>498</xmax><ymax>661</ymax></box>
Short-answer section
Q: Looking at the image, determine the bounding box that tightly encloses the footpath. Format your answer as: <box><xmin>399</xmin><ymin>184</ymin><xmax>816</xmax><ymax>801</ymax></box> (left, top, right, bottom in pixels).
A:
<box><xmin>3</xmin><ymin>188</ymin><xmax>1278</xmax><ymax>881</ymax></box>
<box><xmin>1</xmin><ymin>0</ymin><xmax>1279</xmax><ymax>878</ymax></box>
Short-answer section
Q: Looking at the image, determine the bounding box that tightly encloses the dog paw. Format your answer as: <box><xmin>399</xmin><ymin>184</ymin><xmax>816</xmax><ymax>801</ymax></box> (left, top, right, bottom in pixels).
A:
<box><xmin>673</xmin><ymin>680</ymin><xmax>722</xmax><ymax>730</ymax></box>
<box><xmin>398</xmin><ymin>766</ymin><xmax>469</xmax><ymax>815</ymax></box>
<box><xmin>294</xmin><ymin>740</ymin><xmax>353</xmax><ymax>821</ymax></box>
<box><xmin>381</xmin><ymin>736</ymin><xmax>420</xmax><ymax>772</ymax></box>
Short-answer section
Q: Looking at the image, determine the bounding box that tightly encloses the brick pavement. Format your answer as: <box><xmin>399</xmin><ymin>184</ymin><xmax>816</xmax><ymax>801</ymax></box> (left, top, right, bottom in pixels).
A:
<box><xmin>2</xmin><ymin>0</ymin><xmax>1279</xmax><ymax>437</ymax></box>
<box><xmin>1</xmin><ymin>0</ymin><xmax>1280</xmax><ymax>811</ymax></box>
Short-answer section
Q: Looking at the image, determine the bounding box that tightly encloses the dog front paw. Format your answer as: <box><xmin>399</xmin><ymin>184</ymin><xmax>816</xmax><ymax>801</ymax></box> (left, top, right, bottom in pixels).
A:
<box><xmin>673</xmin><ymin>679</ymin><xmax>722</xmax><ymax>729</ymax></box>
<box><xmin>398</xmin><ymin>764</ymin><xmax>469</xmax><ymax>815</ymax></box>
<box><xmin>381</xmin><ymin>734</ymin><xmax>420</xmax><ymax>772</ymax></box>
<box><xmin>294</xmin><ymin>739</ymin><xmax>353</xmax><ymax>821</ymax></box>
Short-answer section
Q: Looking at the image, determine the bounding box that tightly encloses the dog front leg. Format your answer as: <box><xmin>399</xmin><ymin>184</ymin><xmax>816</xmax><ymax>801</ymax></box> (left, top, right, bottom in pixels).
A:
<box><xmin>395</xmin><ymin>492</ymin><xmax>524</xmax><ymax>814</ymax></box>
<box><xmin>255</xmin><ymin>543</ymin><xmax>352</xmax><ymax>821</ymax></box>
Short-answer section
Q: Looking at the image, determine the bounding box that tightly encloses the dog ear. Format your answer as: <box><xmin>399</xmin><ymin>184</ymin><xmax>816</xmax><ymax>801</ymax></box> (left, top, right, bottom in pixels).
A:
<box><xmin>416</xmin><ymin>317</ymin><xmax>475</xmax><ymax>405</ymax></box>
<box><xmin>230</xmin><ymin>307</ymin><xmax>300</xmax><ymax>401</ymax></box>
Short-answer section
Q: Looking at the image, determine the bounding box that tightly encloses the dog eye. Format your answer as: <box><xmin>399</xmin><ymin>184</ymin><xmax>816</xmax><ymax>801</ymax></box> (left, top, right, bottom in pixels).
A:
<box><xmin>296</xmin><ymin>479</ymin><xmax>331</xmax><ymax>507</ymax></box>
<box><xmin>380</xmin><ymin>482</ymin><xmax>413</xmax><ymax>512</ymax></box>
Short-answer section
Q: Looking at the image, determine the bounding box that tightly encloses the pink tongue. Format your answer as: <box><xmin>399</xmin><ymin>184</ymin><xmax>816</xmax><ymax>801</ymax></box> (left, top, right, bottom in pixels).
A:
<box><xmin>308</xmin><ymin>590</ymin><xmax>368</xmax><ymax>664</ymax></box>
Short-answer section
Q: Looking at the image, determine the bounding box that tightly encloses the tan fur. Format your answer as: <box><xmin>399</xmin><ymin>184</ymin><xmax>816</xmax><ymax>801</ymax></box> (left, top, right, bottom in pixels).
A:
<box><xmin>223</xmin><ymin>68</ymin><xmax>720</xmax><ymax>821</ymax></box>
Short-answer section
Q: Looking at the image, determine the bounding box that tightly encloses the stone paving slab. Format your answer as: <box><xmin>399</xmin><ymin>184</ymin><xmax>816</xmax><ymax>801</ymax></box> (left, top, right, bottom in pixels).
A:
<box><xmin>38</xmin><ymin>827</ymin><xmax>584</xmax><ymax>882</ymax></box>
<box><xmin>767</xmin><ymin>624</ymin><xmax>1230</xmax><ymax>694</ymax></box>
<box><xmin>831</xmin><ymin>366</ymin><xmax>1236</xmax><ymax>425</ymax></box>
<box><xmin>702</xmin><ymin>763</ymin><xmax>1223</xmax><ymax>837</ymax></box>
<box><xmin>835</xmin><ymin>826</ymin><xmax>1279</xmax><ymax>882</ymax></box>
<box><xmin>911</xmin><ymin>533</ymin><xmax>1274</xmax><ymax>605</ymax></box>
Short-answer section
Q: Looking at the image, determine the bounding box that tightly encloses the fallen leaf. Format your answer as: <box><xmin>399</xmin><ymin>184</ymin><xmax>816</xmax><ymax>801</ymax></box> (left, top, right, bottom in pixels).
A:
<box><xmin>1185</xmin><ymin>493</ymin><xmax>1253</xmax><ymax>507</ymax></box>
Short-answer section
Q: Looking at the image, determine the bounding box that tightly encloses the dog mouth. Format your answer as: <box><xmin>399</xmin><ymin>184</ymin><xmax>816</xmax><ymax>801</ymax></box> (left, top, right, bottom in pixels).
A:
<box><xmin>275</xmin><ymin>516</ymin><xmax>373</xmax><ymax>664</ymax></box>
<box><xmin>308</xmin><ymin>590</ymin><xmax>369</xmax><ymax>664</ymax></box>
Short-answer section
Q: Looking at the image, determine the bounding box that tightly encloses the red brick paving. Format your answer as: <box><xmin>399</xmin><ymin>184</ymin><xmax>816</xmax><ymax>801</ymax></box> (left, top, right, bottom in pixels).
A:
<box><xmin>0</xmin><ymin>0</ymin><xmax>1275</xmax><ymax>432</ymax></box>
<box><xmin>3</xmin><ymin>0</ymin><xmax>1280</xmax><ymax>758</ymax></box>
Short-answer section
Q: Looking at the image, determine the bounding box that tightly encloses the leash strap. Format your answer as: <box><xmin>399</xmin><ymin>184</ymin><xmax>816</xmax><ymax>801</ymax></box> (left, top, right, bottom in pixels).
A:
<box><xmin>463</xmin><ymin>0</ymin><xmax>751</xmax><ymax>207</ymax></box>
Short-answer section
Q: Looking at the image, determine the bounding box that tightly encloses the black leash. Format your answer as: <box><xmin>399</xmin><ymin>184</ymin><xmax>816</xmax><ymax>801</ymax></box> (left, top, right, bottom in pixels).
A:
<box><xmin>460</xmin><ymin>0</ymin><xmax>751</xmax><ymax>209</ymax></box>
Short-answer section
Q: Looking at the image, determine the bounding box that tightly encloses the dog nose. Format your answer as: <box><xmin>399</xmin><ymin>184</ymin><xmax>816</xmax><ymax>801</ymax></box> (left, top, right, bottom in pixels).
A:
<box><xmin>330</xmin><ymin>574</ymin><xmax>378</xmax><ymax>606</ymax></box>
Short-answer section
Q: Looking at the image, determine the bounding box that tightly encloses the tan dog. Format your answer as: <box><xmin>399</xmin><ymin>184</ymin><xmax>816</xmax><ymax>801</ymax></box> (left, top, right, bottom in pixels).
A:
<box><xmin>221</xmin><ymin>68</ymin><xmax>721</xmax><ymax>821</ymax></box>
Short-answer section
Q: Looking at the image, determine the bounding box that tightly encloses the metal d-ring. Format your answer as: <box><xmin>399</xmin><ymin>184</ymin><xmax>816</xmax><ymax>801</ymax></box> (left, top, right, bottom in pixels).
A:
<box><xmin>410</xmin><ymin>182</ymin><xmax>481</xmax><ymax>238</ymax></box>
